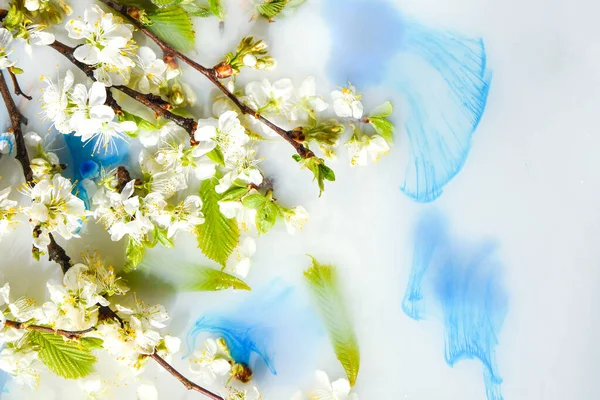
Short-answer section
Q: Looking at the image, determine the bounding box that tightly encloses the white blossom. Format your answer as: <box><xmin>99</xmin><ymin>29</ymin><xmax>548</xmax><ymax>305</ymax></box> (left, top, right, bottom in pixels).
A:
<box><xmin>23</xmin><ymin>174</ymin><xmax>87</xmax><ymax>249</ymax></box>
<box><xmin>189</xmin><ymin>338</ymin><xmax>232</xmax><ymax>384</ymax></box>
<box><xmin>164</xmin><ymin>195</ymin><xmax>204</xmax><ymax>238</ymax></box>
<box><xmin>92</xmin><ymin>180</ymin><xmax>153</xmax><ymax>244</ymax></box>
<box><xmin>346</xmin><ymin>131</ymin><xmax>389</xmax><ymax>166</ymax></box>
<box><xmin>0</xmin><ymin>187</ymin><xmax>18</xmax><ymax>240</ymax></box>
<box><xmin>193</xmin><ymin>111</ymin><xmax>249</xmax><ymax>161</ymax></box>
<box><xmin>282</xmin><ymin>206</ymin><xmax>309</xmax><ymax>235</ymax></box>
<box><xmin>66</xmin><ymin>5</ymin><xmax>136</xmax><ymax>86</ymax></box>
<box><xmin>0</xmin><ymin>348</ymin><xmax>41</xmax><ymax>389</ymax></box>
<box><xmin>311</xmin><ymin>370</ymin><xmax>359</xmax><ymax>400</ymax></box>
<box><xmin>225</xmin><ymin>236</ymin><xmax>256</xmax><ymax>278</ymax></box>
<box><xmin>216</xmin><ymin>148</ymin><xmax>263</xmax><ymax>194</ymax></box>
<box><xmin>46</xmin><ymin>263</ymin><xmax>108</xmax><ymax>330</ymax></box>
<box><xmin>148</xmin><ymin>170</ymin><xmax>187</xmax><ymax>199</ymax></box>
<box><xmin>69</xmin><ymin>81</ymin><xmax>135</xmax><ymax>153</ymax></box>
<box><xmin>22</xmin><ymin>24</ymin><xmax>55</xmax><ymax>57</ymax></box>
<box><xmin>294</xmin><ymin>77</ymin><xmax>328</xmax><ymax>118</ymax></box>
<box><xmin>0</xmin><ymin>28</ymin><xmax>16</xmax><ymax>70</ymax></box>
<box><xmin>41</xmin><ymin>70</ymin><xmax>74</xmax><ymax>132</ymax></box>
<box><xmin>132</xmin><ymin>46</ymin><xmax>167</xmax><ymax>94</ymax></box>
<box><xmin>331</xmin><ymin>85</ymin><xmax>364</xmax><ymax>119</ymax></box>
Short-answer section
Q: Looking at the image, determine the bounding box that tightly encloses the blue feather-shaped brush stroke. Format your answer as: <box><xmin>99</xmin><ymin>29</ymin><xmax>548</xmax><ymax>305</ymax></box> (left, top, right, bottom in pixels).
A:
<box><xmin>186</xmin><ymin>280</ymin><xmax>323</xmax><ymax>382</ymax></box>
<box><xmin>61</xmin><ymin>134</ymin><xmax>128</xmax><ymax>209</ymax></box>
<box><xmin>402</xmin><ymin>211</ymin><xmax>507</xmax><ymax>400</ymax></box>
<box><xmin>323</xmin><ymin>0</ymin><xmax>491</xmax><ymax>202</ymax></box>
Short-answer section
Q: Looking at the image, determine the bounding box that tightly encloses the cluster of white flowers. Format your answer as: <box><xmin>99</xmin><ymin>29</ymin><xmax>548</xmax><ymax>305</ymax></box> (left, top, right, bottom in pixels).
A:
<box><xmin>66</xmin><ymin>5</ymin><xmax>136</xmax><ymax>86</ymax></box>
<box><xmin>41</xmin><ymin>71</ymin><xmax>136</xmax><ymax>153</ymax></box>
<box><xmin>292</xmin><ymin>370</ymin><xmax>359</xmax><ymax>400</ymax></box>
<box><xmin>0</xmin><ymin>187</ymin><xmax>19</xmax><ymax>240</ymax></box>
<box><xmin>188</xmin><ymin>337</ymin><xmax>262</xmax><ymax>399</ymax></box>
<box><xmin>0</xmin><ymin>253</ymin><xmax>179</xmax><ymax>389</ymax></box>
<box><xmin>22</xmin><ymin>171</ymin><xmax>87</xmax><ymax>250</ymax></box>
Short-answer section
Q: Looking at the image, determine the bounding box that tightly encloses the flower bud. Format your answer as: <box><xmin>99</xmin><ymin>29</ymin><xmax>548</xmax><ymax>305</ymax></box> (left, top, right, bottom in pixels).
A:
<box><xmin>214</xmin><ymin>61</ymin><xmax>234</xmax><ymax>79</ymax></box>
<box><xmin>242</xmin><ymin>54</ymin><xmax>257</xmax><ymax>67</ymax></box>
<box><xmin>230</xmin><ymin>363</ymin><xmax>253</xmax><ymax>383</ymax></box>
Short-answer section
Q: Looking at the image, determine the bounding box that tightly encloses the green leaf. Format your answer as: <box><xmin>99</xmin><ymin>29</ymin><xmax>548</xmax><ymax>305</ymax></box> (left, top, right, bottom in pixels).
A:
<box><xmin>294</xmin><ymin>157</ymin><xmax>336</xmax><ymax>197</ymax></box>
<box><xmin>206</xmin><ymin>147</ymin><xmax>225</xmax><ymax>166</ymax></box>
<box><xmin>196</xmin><ymin>178</ymin><xmax>240</xmax><ymax>266</ymax></box>
<box><xmin>27</xmin><ymin>331</ymin><xmax>97</xmax><ymax>379</ymax></box>
<box><xmin>181</xmin><ymin>4</ymin><xmax>212</xmax><ymax>17</ymax></box>
<box><xmin>183</xmin><ymin>267</ymin><xmax>251</xmax><ymax>291</ymax></box>
<box><xmin>80</xmin><ymin>337</ymin><xmax>104</xmax><ymax>350</ymax></box>
<box><xmin>255</xmin><ymin>0</ymin><xmax>286</xmax><ymax>19</ymax></box>
<box><xmin>220</xmin><ymin>187</ymin><xmax>250</xmax><ymax>202</ymax></box>
<box><xmin>242</xmin><ymin>193</ymin><xmax>266</xmax><ymax>209</ymax></box>
<box><xmin>256</xmin><ymin>200</ymin><xmax>279</xmax><ymax>235</ymax></box>
<box><xmin>147</xmin><ymin>7</ymin><xmax>195</xmax><ymax>52</ymax></box>
<box><xmin>208</xmin><ymin>0</ymin><xmax>225</xmax><ymax>20</ymax></box>
<box><xmin>304</xmin><ymin>257</ymin><xmax>360</xmax><ymax>386</ymax></box>
<box><xmin>125</xmin><ymin>238</ymin><xmax>146</xmax><ymax>272</ymax></box>
<box><xmin>150</xmin><ymin>0</ymin><xmax>183</xmax><ymax>7</ymax></box>
<box><xmin>155</xmin><ymin>227</ymin><xmax>175</xmax><ymax>249</ymax></box>
<box><xmin>368</xmin><ymin>117</ymin><xmax>395</xmax><ymax>143</ymax></box>
<box><xmin>369</xmin><ymin>101</ymin><xmax>393</xmax><ymax>118</ymax></box>
<box><xmin>119</xmin><ymin>110</ymin><xmax>157</xmax><ymax>131</ymax></box>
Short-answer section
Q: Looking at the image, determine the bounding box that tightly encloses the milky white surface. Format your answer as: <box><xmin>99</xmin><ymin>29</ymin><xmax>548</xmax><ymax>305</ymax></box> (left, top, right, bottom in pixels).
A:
<box><xmin>0</xmin><ymin>0</ymin><xmax>599</xmax><ymax>399</ymax></box>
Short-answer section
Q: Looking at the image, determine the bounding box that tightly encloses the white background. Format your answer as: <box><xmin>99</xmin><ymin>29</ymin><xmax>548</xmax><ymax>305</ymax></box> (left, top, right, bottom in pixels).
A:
<box><xmin>0</xmin><ymin>0</ymin><xmax>599</xmax><ymax>399</ymax></box>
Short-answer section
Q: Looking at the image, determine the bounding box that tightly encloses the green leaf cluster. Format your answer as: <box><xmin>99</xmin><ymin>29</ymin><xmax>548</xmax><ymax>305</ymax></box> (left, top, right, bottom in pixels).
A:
<box><xmin>366</xmin><ymin>101</ymin><xmax>395</xmax><ymax>143</ymax></box>
<box><xmin>292</xmin><ymin>155</ymin><xmax>335</xmax><ymax>196</ymax></box>
<box><xmin>196</xmin><ymin>177</ymin><xmax>240</xmax><ymax>266</ymax></box>
<box><xmin>183</xmin><ymin>267</ymin><xmax>251</xmax><ymax>291</ymax></box>
<box><xmin>254</xmin><ymin>0</ymin><xmax>306</xmax><ymax>20</ymax></box>
<box><xmin>241</xmin><ymin>191</ymin><xmax>282</xmax><ymax>235</ymax></box>
<box><xmin>26</xmin><ymin>331</ymin><xmax>99</xmax><ymax>379</ymax></box>
<box><xmin>304</xmin><ymin>257</ymin><xmax>360</xmax><ymax>387</ymax></box>
<box><xmin>223</xmin><ymin>37</ymin><xmax>275</xmax><ymax>76</ymax></box>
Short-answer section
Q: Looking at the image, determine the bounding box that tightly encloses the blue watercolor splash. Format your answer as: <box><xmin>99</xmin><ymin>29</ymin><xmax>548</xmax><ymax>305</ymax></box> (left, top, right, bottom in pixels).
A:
<box><xmin>402</xmin><ymin>211</ymin><xmax>507</xmax><ymax>400</ymax></box>
<box><xmin>0</xmin><ymin>133</ymin><xmax>14</xmax><ymax>156</ymax></box>
<box><xmin>186</xmin><ymin>280</ymin><xmax>323</xmax><ymax>382</ymax></box>
<box><xmin>323</xmin><ymin>0</ymin><xmax>491</xmax><ymax>202</ymax></box>
<box><xmin>61</xmin><ymin>134</ymin><xmax>128</xmax><ymax>208</ymax></box>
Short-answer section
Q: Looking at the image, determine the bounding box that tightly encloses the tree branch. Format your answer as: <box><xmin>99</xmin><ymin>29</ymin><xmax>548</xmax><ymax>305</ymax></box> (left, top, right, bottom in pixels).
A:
<box><xmin>100</xmin><ymin>0</ymin><xmax>315</xmax><ymax>159</ymax></box>
<box><xmin>48</xmin><ymin>233</ymin><xmax>72</xmax><ymax>274</ymax></box>
<box><xmin>150</xmin><ymin>352</ymin><xmax>224</xmax><ymax>400</ymax></box>
<box><xmin>48</xmin><ymin>40</ymin><xmax>197</xmax><ymax>137</ymax></box>
<box><xmin>5</xmin><ymin>320</ymin><xmax>95</xmax><ymax>339</ymax></box>
<box><xmin>1</xmin><ymin>65</ymin><xmax>223</xmax><ymax>400</ymax></box>
<box><xmin>8</xmin><ymin>69</ymin><xmax>32</xmax><ymax>100</ymax></box>
<box><xmin>0</xmin><ymin>70</ymin><xmax>33</xmax><ymax>182</ymax></box>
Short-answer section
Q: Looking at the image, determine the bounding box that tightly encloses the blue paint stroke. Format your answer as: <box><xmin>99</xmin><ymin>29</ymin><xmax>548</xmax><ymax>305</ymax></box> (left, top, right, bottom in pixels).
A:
<box><xmin>61</xmin><ymin>134</ymin><xmax>128</xmax><ymax>208</ymax></box>
<box><xmin>0</xmin><ymin>133</ymin><xmax>14</xmax><ymax>156</ymax></box>
<box><xmin>186</xmin><ymin>280</ymin><xmax>323</xmax><ymax>382</ymax></box>
<box><xmin>323</xmin><ymin>0</ymin><xmax>491</xmax><ymax>202</ymax></box>
<box><xmin>402</xmin><ymin>211</ymin><xmax>507</xmax><ymax>400</ymax></box>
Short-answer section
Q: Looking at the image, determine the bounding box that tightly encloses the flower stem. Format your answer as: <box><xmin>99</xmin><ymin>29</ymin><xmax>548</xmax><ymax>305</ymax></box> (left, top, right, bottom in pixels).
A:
<box><xmin>0</xmin><ymin>66</ymin><xmax>222</xmax><ymax>400</ymax></box>
<box><xmin>48</xmin><ymin>40</ymin><xmax>197</xmax><ymax>138</ymax></box>
<box><xmin>150</xmin><ymin>352</ymin><xmax>224</xmax><ymax>400</ymax></box>
<box><xmin>100</xmin><ymin>0</ymin><xmax>315</xmax><ymax>159</ymax></box>
<box><xmin>4</xmin><ymin>320</ymin><xmax>95</xmax><ymax>339</ymax></box>
<box><xmin>8</xmin><ymin>69</ymin><xmax>32</xmax><ymax>100</ymax></box>
<box><xmin>0</xmin><ymin>70</ymin><xmax>33</xmax><ymax>183</ymax></box>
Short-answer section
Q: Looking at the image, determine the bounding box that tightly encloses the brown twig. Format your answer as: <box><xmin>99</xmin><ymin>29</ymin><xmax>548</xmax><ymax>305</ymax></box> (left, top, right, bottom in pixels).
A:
<box><xmin>5</xmin><ymin>320</ymin><xmax>95</xmax><ymax>339</ymax></box>
<box><xmin>101</xmin><ymin>0</ymin><xmax>315</xmax><ymax>159</ymax></box>
<box><xmin>48</xmin><ymin>233</ymin><xmax>72</xmax><ymax>274</ymax></box>
<box><xmin>8</xmin><ymin>69</ymin><xmax>32</xmax><ymax>100</ymax></box>
<box><xmin>48</xmin><ymin>40</ymin><xmax>197</xmax><ymax>137</ymax></box>
<box><xmin>150</xmin><ymin>352</ymin><xmax>224</xmax><ymax>400</ymax></box>
<box><xmin>98</xmin><ymin>305</ymin><xmax>125</xmax><ymax>328</ymax></box>
<box><xmin>0</xmin><ymin>70</ymin><xmax>33</xmax><ymax>182</ymax></box>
